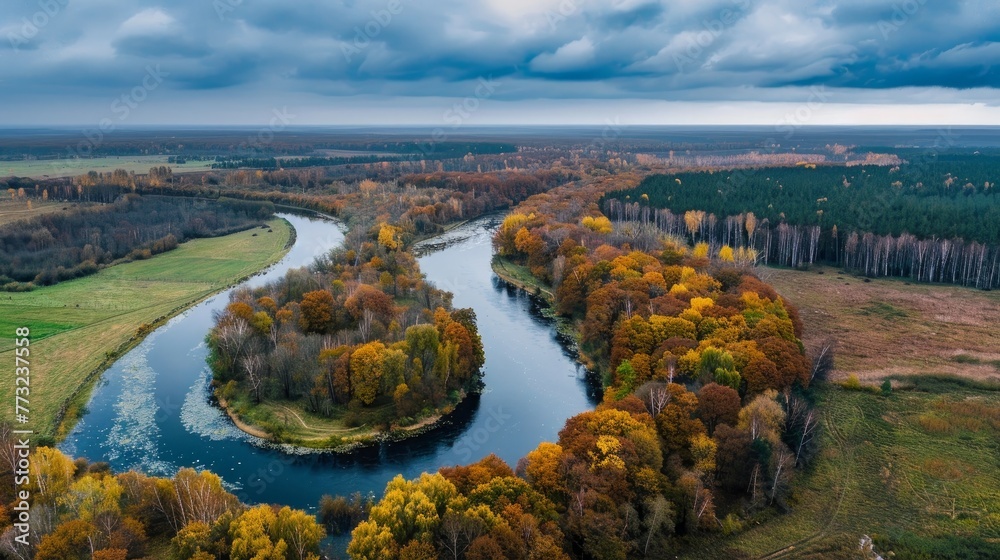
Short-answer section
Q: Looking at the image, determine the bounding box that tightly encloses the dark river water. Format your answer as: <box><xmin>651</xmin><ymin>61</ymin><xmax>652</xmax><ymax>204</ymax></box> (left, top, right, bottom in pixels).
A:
<box><xmin>60</xmin><ymin>213</ymin><xmax>599</xmax><ymax>521</ymax></box>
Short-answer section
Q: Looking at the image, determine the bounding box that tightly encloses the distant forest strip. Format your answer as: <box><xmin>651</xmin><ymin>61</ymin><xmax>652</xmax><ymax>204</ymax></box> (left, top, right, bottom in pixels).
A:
<box><xmin>0</xmin><ymin>134</ymin><xmax>519</xmax><ymax>159</ymax></box>
<box><xmin>0</xmin><ymin>195</ymin><xmax>274</xmax><ymax>290</ymax></box>
<box><xmin>209</xmin><ymin>142</ymin><xmax>517</xmax><ymax>169</ymax></box>
<box><xmin>604</xmin><ymin>156</ymin><xmax>1000</xmax><ymax>289</ymax></box>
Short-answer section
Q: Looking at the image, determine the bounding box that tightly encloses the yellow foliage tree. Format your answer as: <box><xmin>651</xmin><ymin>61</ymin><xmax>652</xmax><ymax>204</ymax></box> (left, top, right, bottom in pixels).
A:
<box><xmin>229</xmin><ymin>505</ymin><xmax>287</xmax><ymax>560</ymax></box>
<box><xmin>581</xmin><ymin>215</ymin><xmax>613</xmax><ymax>234</ymax></box>
<box><xmin>350</xmin><ymin>342</ymin><xmax>386</xmax><ymax>405</ymax></box>
<box><xmin>378</xmin><ymin>224</ymin><xmax>403</xmax><ymax>251</ymax></box>
<box><xmin>690</xmin><ymin>433</ymin><xmax>717</xmax><ymax>475</ymax></box>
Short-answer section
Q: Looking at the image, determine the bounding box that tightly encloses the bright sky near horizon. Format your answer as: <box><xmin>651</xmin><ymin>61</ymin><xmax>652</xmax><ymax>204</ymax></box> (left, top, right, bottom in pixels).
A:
<box><xmin>1</xmin><ymin>0</ymin><xmax>998</xmax><ymax>125</ymax></box>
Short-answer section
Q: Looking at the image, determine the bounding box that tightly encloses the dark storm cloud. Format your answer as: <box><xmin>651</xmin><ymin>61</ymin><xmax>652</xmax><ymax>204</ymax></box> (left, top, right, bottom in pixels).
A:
<box><xmin>0</xmin><ymin>0</ymin><xmax>997</xmax><ymax>116</ymax></box>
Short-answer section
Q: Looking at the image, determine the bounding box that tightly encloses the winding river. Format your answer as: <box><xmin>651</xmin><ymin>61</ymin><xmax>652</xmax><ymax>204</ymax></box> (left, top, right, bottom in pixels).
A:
<box><xmin>60</xmin><ymin>213</ymin><xmax>599</xmax><ymax>517</ymax></box>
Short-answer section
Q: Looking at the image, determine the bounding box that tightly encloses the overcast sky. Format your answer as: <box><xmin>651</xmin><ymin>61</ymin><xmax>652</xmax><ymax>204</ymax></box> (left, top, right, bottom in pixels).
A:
<box><xmin>1</xmin><ymin>0</ymin><xmax>998</xmax><ymax>125</ymax></box>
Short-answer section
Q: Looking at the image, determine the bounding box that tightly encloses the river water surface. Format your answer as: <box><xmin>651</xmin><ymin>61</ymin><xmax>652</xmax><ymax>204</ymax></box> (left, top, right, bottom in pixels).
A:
<box><xmin>60</xmin><ymin>213</ymin><xmax>599</xmax><ymax>514</ymax></box>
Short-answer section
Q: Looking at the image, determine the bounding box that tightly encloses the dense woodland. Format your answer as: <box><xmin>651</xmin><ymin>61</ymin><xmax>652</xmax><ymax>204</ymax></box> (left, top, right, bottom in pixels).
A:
<box><xmin>0</xmin><ymin>195</ymin><xmax>273</xmax><ymax>290</ymax></box>
<box><xmin>347</xmin><ymin>177</ymin><xmax>825</xmax><ymax>559</ymax></box>
<box><xmin>0</xmin><ymin>435</ymin><xmax>326</xmax><ymax>559</ymax></box>
<box><xmin>209</xmin><ymin>220</ymin><xmax>486</xmax><ymax>437</ymax></box>
<box><xmin>606</xmin><ymin>155</ymin><xmax>1000</xmax><ymax>288</ymax></box>
<box><xmin>210</xmin><ymin>142</ymin><xmax>517</xmax><ymax>169</ymax></box>
<box><xmin>8</xmin><ymin>140</ymin><xmax>997</xmax><ymax>557</ymax></box>
<box><xmin>205</xmin><ymin>168</ymin><xmax>572</xmax><ymax>442</ymax></box>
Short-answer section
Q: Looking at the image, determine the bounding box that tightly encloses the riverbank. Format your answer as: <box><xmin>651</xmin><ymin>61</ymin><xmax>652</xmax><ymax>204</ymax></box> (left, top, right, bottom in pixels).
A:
<box><xmin>0</xmin><ymin>218</ymin><xmax>293</xmax><ymax>441</ymax></box>
<box><xmin>218</xmin><ymin>388</ymin><xmax>468</xmax><ymax>452</ymax></box>
<box><xmin>490</xmin><ymin>255</ymin><xmax>597</xmax><ymax>373</ymax></box>
<box><xmin>211</xmin><ymin>215</ymin><xmax>488</xmax><ymax>451</ymax></box>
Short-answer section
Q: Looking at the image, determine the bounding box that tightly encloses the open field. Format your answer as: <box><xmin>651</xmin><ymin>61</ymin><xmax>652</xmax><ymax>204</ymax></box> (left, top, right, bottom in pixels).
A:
<box><xmin>1</xmin><ymin>155</ymin><xmax>214</xmax><ymax>179</ymax></box>
<box><xmin>0</xmin><ymin>200</ymin><xmax>86</xmax><ymax>225</ymax></box>
<box><xmin>224</xmin><ymin>394</ymin><xmax>376</xmax><ymax>447</ymax></box>
<box><xmin>683</xmin><ymin>382</ymin><xmax>1000</xmax><ymax>559</ymax></box>
<box><xmin>674</xmin><ymin>266</ymin><xmax>1000</xmax><ymax>558</ymax></box>
<box><xmin>0</xmin><ymin>218</ymin><xmax>292</xmax><ymax>439</ymax></box>
<box><xmin>765</xmin><ymin>265</ymin><xmax>1000</xmax><ymax>384</ymax></box>
<box><xmin>222</xmin><ymin>381</ymin><xmax>458</xmax><ymax>449</ymax></box>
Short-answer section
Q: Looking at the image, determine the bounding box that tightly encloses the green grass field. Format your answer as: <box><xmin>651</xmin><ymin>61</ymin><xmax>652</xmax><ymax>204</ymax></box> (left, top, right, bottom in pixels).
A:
<box><xmin>672</xmin><ymin>266</ymin><xmax>1000</xmax><ymax>559</ymax></box>
<box><xmin>0</xmin><ymin>219</ymin><xmax>292</xmax><ymax>439</ymax></box>
<box><xmin>1</xmin><ymin>155</ymin><xmax>215</xmax><ymax>179</ymax></box>
<box><xmin>681</xmin><ymin>382</ymin><xmax>1000</xmax><ymax>559</ymax></box>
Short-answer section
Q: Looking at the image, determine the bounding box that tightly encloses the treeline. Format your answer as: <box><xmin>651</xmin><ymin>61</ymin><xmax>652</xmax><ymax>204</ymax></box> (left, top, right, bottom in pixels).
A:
<box><xmin>602</xmin><ymin>202</ymin><xmax>1000</xmax><ymax>290</ymax></box>
<box><xmin>0</xmin><ymin>438</ymin><xmax>325</xmax><ymax>559</ymax></box>
<box><xmin>611</xmin><ymin>156</ymin><xmax>1000</xmax><ymax>243</ymax></box>
<box><xmin>212</xmin><ymin>155</ymin><xmax>398</xmax><ymax>170</ymax></box>
<box><xmin>603</xmin><ymin>155</ymin><xmax>1000</xmax><ymax>289</ymax></box>
<box><xmin>210</xmin><ymin>142</ymin><xmax>517</xmax><ymax>169</ymax></box>
<box><xmin>209</xmin><ymin>221</ymin><xmax>486</xmax><ymax>440</ymax></box>
<box><xmin>0</xmin><ymin>194</ymin><xmax>273</xmax><ymax>290</ymax></box>
<box><xmin>348</xmin><ymin>178</ymin><xmax>825</xmax><ymax>558</ymax></box>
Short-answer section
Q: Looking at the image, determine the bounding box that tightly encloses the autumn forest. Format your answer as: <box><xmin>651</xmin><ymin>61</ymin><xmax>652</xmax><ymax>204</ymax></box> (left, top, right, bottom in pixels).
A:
<box><xmin>1</xmin><ymin>128</ymin><xmax>998</xmax><ymax>560</ymax></box>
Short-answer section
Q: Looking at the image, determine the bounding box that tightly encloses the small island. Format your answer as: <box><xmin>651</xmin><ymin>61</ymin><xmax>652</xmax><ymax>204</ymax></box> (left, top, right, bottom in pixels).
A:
<box><xmin>208</xmin><ymin>222</ymin><xmax>486</xmax><ymax>449</ymax></box>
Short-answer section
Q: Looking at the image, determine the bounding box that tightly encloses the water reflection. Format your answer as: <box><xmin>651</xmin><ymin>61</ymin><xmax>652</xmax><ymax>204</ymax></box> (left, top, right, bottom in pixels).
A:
<box><xmin>62</xmin><ymin>214</ymin><xmax>598</xmax><ymax>514</ymax></box>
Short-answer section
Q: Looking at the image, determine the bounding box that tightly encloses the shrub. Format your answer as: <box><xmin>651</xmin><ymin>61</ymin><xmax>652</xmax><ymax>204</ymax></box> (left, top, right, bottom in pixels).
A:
<box><xmin>881</xmin><ymin>379</ymin><xmax>893</xmax><ymax>396</ymax></box>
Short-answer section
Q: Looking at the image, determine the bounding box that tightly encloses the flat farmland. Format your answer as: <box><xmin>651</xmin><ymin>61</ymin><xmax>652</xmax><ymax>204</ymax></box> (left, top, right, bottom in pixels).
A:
<box><xmin>1</xmin><ymin>155</ymin><xmax>215</xmax><ymax>179</ymax></box>
<box><xmin>0</xmin><ymin>218</ymin><xmax>292</xmax><ymax>439</ymax></box>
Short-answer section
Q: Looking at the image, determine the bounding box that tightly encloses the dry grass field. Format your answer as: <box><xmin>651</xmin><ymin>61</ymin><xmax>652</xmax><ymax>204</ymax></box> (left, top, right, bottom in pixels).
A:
<box><xmin>0</xmin><ymin>200</ymin><xmax>87</xmax><ymax>226</ymax></box>
<box><xmin>765</xmin><ymin>265</ymin><xmax>1000</xmax><ymax>385</ymax></box>
<box><xmin>674</xmin><ymin>265</ymin><xmax>1000</xmax><ymax>559</ymax></box>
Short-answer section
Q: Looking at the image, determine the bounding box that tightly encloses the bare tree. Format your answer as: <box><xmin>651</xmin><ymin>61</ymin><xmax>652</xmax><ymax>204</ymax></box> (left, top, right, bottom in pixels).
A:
<box><xmin>642</xmin><ymin>495</ymin><xmax>674</xmax><ymax>556</ymax></box>
<box><xmin>217</xmin><ymin>320</ymin><xmax>252</xmax><ymax>366</ymax></box>
<box><xmin>809</xmin><ymin>339</ymin><xmax>836</xmax><ymax>383</ymax></box>
<box><xmin>242</xmin><ymin>353</ymin><xmax>265</xmax><ymax>403</ymax></box>
<box><xmin>637</xmin><ymin>382</ymin><xmax>670</xmax><ymax>417</ymax></box>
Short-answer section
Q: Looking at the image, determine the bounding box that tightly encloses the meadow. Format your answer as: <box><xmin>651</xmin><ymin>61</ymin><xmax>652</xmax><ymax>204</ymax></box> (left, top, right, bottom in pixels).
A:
<box><xmin>0</xmin><ymin>219</ymin><xmax>292</xmax><ymax>440</ymax></box>
<box><xmin>1</xmin><ymin>155</ymin><xmax>214</xmax><ymax>179</ymax></box>
<box><xmin>0</xmin><ymin>200</ymin><xmax>88</xmax><ymax>225</ymax></box>
<box><xmin>766</xmin><ymin>265</ymin><xmax>1000</xmax><ymax>385</ymax></box>
<box><xmin>677</xmin><ymin>266</ymin><xmax>1000</xmax><ymax>559</ymax></box>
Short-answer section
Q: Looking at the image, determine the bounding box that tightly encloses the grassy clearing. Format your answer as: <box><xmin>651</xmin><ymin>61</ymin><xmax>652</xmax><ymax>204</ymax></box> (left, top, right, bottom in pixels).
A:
<box><xmin>0</xmin><ymin>200</ymin><xmax>87</xmax><ymax>225</ymax></box>
<box><xmin>0</xmin><ymin>219</ymin><xmax>292</xmax><ymax>439</ymax></box>
<box><xmin>764</xmin><ymin>265</ymin><xmax>1000</xmax><ymax>384</ymax></box>
<box><xmin>220</xmin><ymin>377</ymin><xmax>464</xmax><ymax>449</ymax></box>
<box><xmin>491</xmin><ymin>256</ymin><xmax>555</xmax><ymax>302</ymax></box>
<box><xmin>681</xmin><ymin>384</ymin><xmax>1000</xmax><ymax>559</ymax></box>
<box><xmin>224</xmin><ymin>394</ymin><xmax>378</xmax><ymax>448</ymax></box>
<box><xmin>676</xmin><ymin>266</ymin><xmax>1000</xmax><ymax>558</ymax></box>
<box><xmin>1</xmin><ymin>155</ymin><xmax>214</xmax><ymax>179</ymax></box>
